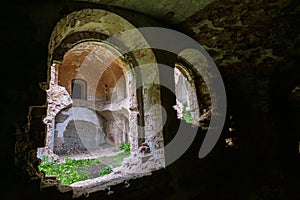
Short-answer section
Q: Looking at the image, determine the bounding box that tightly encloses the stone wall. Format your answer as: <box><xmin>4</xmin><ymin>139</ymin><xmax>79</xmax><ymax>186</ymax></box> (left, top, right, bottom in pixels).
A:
<box><xmin>9</xmin><ymin>0</ymin><xmax>300</xmax><ymax>199</ymax></box>
<box><xmin>54</xmin><ymin>107</ymin><xmax>106</xmax><ymax>154</ymax></box>
<box><xmin>179</xmin><ymin>0</ymin><xmax>300</xmax><ymax>160</ymax></box>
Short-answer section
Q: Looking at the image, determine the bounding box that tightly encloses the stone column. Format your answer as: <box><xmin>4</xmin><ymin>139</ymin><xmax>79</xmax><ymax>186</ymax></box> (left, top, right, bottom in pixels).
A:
<box><xmin>128</xmin><ymin>107</ymin><xmax>139</xmax><ymax>155</ymax></box>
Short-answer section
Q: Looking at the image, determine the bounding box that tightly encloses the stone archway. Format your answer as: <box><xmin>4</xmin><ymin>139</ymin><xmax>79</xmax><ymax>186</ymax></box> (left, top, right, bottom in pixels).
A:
<box><xmin>37</xmin><ymin>8</ymin><xmax>165</xmax><ymax>195</ymax></box>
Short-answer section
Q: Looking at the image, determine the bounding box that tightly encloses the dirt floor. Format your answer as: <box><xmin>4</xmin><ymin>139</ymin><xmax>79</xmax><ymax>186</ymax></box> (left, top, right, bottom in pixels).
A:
<box><xmin>77</xmin><ymin>163</ymin><xmax>109</xmax><ymax>178</ymax></box>
<box><xmin>57</xmin><ymin>143</ymin><xmax>121</xmax><ymax>163</ymax></box>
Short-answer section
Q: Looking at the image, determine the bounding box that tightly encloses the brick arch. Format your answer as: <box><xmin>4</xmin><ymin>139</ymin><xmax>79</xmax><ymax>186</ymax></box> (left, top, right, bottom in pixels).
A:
<box><xmin>48</xmin><ymin>8</ymin><xmax>157</xmax><ymax>69</ymax></box>
<box><xmin>176</xmin><ymin>57</ymin><xmax>211</xmax><ymax>113</ymax></box>
<box><xmin>173</xmin><ymin>60</ymin><xmax>202</xmax><ymax>126</ymax></box>
<box><xmin>52</xmin><ymin>31</ymin><xmax>109</xmax><ymax>62</ymax></box>
<box><xmin>43</xmin><ymin>8</ymin><xmax>164</xmax><ymax>163</ymax></box>
<box><xmin>48</xmin><ymin>8</ymin><xmax>158</xmax><ymax>107</ymax></box>
<box><xmin>58</xmin><ymin>41</ymin><xmax>134</xmax><ymax>100</ymax></box>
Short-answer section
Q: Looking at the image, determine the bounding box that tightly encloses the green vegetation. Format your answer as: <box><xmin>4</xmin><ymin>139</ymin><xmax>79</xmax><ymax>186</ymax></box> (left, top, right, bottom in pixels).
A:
<box><xmin>113</xmin><ymin>141</ymin><xmax>131</xmax><ymax>153</ymax></box>
<box><xmin>182</xmin><ymin>103</ymin><xmax>193</xmax><ymax>124</ymax></box>
<box><xmin>38</xmin><ymin>148</ymin><xmax>131</xmax><ymax>185</ymax></box>
<box><xmin>99</xmin><ymin>166</ymin><xmax>113</xmax><ymax>176</ymax></box>
<box><xmin>38</xmin><ymin>156</ymin><xmax>100</xmax><ymax>185</ymax></box>
<box><xmin>119</xmin><ymin>142</ymin><xmax>130</xmax><ymax>152</ymax></box>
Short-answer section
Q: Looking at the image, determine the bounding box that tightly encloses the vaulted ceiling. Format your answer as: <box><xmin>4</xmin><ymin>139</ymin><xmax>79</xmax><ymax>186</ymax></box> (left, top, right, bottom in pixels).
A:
<box><xmin>74</xmin><ymin>0</ymin><xmax>215</xmax><ymax>24</ymax></box>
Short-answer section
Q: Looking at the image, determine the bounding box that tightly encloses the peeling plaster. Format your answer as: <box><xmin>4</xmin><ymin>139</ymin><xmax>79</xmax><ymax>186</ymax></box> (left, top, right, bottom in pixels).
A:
<box><xmin>55</xmin><ymin>107</ymin><xmax>101</xmax><ymax>138</ymax></box>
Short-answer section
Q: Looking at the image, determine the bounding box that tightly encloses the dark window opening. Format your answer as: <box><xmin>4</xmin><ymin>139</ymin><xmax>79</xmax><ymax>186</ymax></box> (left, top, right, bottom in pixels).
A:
<box><xmin>71</xmin><ymin>79</ymin><xmax>87</xmax><ymax>100</ymax></box>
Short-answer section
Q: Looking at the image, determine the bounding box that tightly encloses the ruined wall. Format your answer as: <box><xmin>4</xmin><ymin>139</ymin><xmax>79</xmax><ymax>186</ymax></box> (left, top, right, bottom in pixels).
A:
<box><xmin>54</xmin><ymin>107</ymin><xmax>106</xmax><ymax>154</ymax></box>
<box><xmin>179</xmin><ymin>0</ymin><xmax>300</xmax><ymax>161</ymax></box>
<box><xmin>8</xmin><ymin>0</ymin><xmax>300</xmax><ymax>199</ymax></box>
<box><xmin>47</xmin><ymin>8</ymin><xmax>164</xmax><ymax>158</ymax></box>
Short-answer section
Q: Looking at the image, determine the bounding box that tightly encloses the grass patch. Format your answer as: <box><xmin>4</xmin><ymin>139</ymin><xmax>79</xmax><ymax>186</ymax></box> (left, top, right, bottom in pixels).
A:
<box><xmin>99</xmin><ymin>166</ymin><xmax>113</xmax><ymax>176</ymax></box>
<box><xmin>112</xmin><ymin>142</ymin><xmax>130</xmax><ymax>153</ymax></box>
<box><xmin>38</xmin><ymin>156</ymin><xmax>100</xmax><ymax>185</ymax></box>
<box><xmin>38</xmin><ymin>150</ymin><xmax>130</xmax><ymax>185</ymax></box>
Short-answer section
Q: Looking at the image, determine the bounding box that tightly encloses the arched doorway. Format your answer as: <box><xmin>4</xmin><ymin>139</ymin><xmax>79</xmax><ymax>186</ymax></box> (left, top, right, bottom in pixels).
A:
<box><xmin>37</xmin><ymin>9</ymin><xmax>165</xmax><ymax>195</ymax></box>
